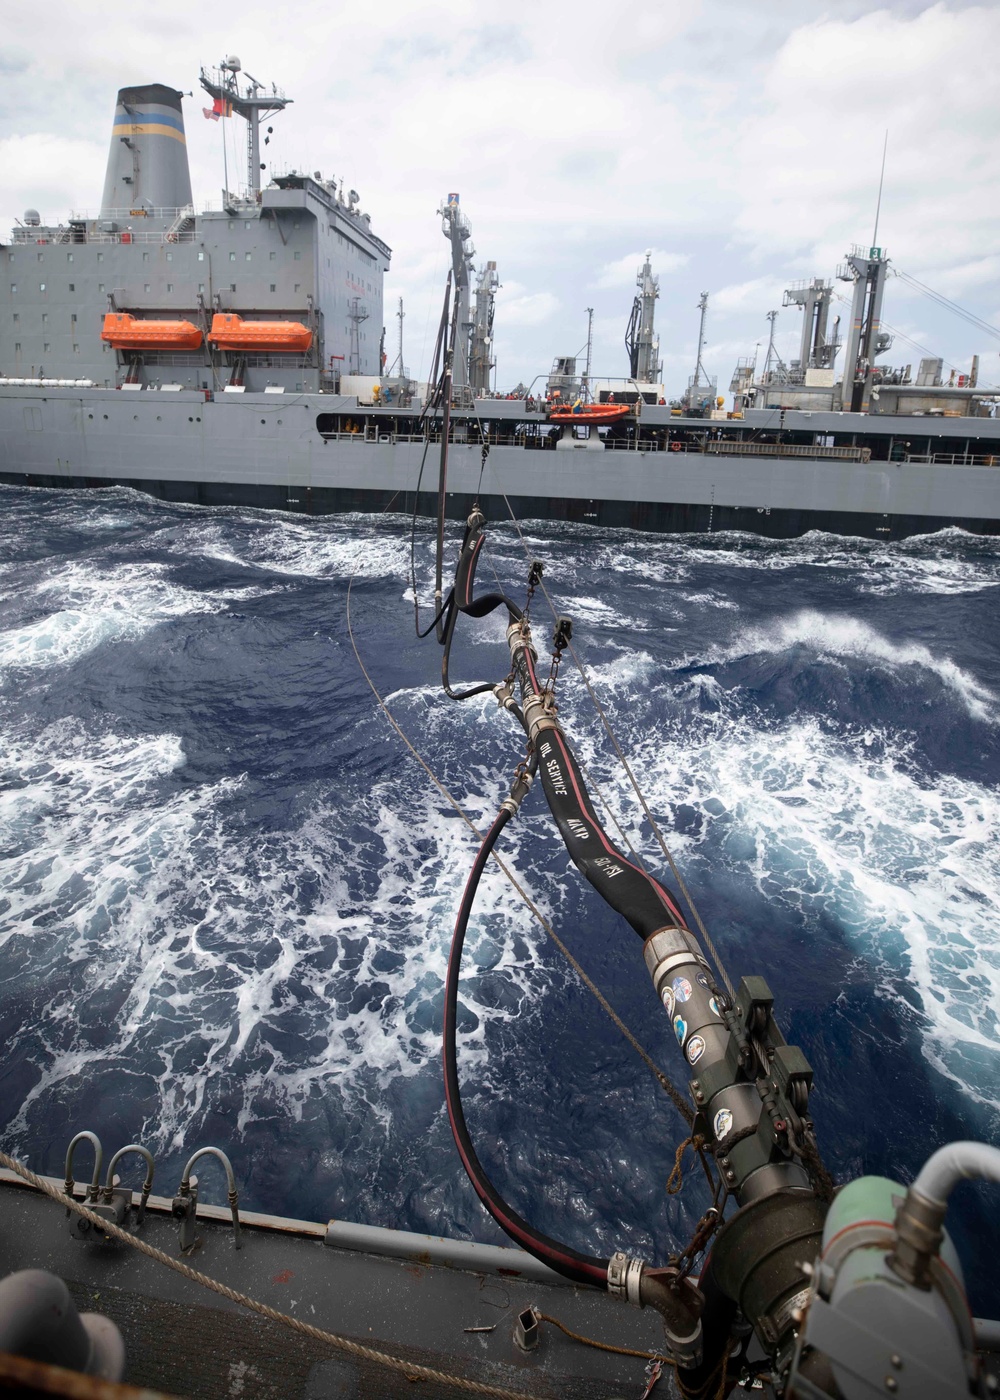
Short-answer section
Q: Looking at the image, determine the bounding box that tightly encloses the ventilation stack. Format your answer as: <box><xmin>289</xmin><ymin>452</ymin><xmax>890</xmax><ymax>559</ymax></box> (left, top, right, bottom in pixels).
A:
<box><xmin>100</xmin><ymin>84</ymin><xmax>193</xmax><ymax>216</ymax></box>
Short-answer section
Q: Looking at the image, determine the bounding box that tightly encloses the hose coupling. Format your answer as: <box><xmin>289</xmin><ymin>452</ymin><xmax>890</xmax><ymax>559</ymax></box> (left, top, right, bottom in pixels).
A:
<box><xmin>521</xmin><ymin>693</ymin><xmax>561</xmax><ymax>743</ymax></box>
<box><xmin>607</xmin><ymin>1251</ymin><xmax>644</xmax><ymax>1306</ymax></box>
<box><xmin>493</xmin><ymin>681</ymin><xmax>517</xmax><ymax>712</ymax></box>
<box><xmin>888</xmin><ymin>1187</ymin><xmax>946</xmax><ymax>1290</ymax></box>
<box><xmin>501</xmin><ymin>768</ymin><xmax>533</xmax><ymax>817</ymax></box>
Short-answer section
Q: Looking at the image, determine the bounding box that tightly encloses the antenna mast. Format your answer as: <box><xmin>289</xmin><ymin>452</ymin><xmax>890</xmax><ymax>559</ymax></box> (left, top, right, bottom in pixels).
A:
<box><xmin>200</xmin><ymin>56</ymin><xmax>291</xmax><ymax>199</ymax></box>
<box><xmin>872</xmin><ymin>130</ymin><xmax>889</xmax><ymax>251</ymax></box>
<box><xmin>693</xmin><ymin>292</ymin><xmax>710</xmax><ymax>390</ymax></box>
<box><xmin>583</xmin><ymin>307</ymin><xmax>594</xmax><ymax>399</ymax></box>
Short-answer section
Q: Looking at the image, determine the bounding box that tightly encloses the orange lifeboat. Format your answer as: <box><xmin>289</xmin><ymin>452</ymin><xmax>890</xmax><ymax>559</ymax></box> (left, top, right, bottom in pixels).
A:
<box><xmin>101</xmin><ymin>313</ymin><xmax>203</xmax><ymax>351</ymax></box>
<box><xmin>548</xmin><ymin>403</ymin><xmax>632</xmax><ymax>423</ymax></box>
<box><xmin>207</xmin><ymin>314</ymin><xmax>313</xmax><ymax>353</ymax></box>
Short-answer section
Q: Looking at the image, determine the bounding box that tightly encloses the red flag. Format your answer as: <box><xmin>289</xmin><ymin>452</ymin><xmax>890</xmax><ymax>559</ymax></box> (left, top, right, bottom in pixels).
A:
<box><xmin>203</xmin><ymin>106</ymin><xmax>220</xmax><ymax>121</ymax></box>
<box><xmin>212</xmin><ymin>96</ymin><xmax>233</xmax><ymax>118</ymax></box>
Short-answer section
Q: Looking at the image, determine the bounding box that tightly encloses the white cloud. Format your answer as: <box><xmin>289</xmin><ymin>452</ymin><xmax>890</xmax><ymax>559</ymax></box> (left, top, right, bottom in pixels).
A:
<box><xmin>591</xmin><ymin>249</ymin><xmax>689</xmax><ymax>290</ymax></box>
<box><xmin>497</xmin><ymin>290</ymin><xmax>559</xmax><ymax>327</ymax></box>
<box><xmin>711</xmin><ymin>277</ymin><xmax>790</xmax><ymax>316</ymax></box>
<box><xmin>1</xmin><ymin>1</ymin><xmax>997</xmax><ymax>396</ymax></box>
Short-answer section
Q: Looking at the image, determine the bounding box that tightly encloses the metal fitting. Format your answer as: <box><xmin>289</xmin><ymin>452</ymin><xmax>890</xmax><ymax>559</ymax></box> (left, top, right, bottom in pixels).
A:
<box><xmin>513</xmin><ymin>1307</ymin><xmax>540</xmax><ymax>1351</ymax></box>
<box><xmin>521</xmin><ymin>693</ymin><xmax>561</xmax><ymax>743</ymax></box>
<box><xmin>607</xmin><ymin>1251</ymin><xmax>644</xmax><ymax>1306</ymax></box>
<box><xmin>888</xmin><ymin>1187</ymin><xmax>946</xmax><ymax>1290</ymax></box>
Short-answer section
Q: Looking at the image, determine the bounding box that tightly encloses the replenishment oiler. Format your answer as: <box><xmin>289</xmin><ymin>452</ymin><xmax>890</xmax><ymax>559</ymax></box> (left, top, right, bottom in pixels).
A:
<box><xmin>1</xmin><ymin>56</ymin><xmax>999</xmax><ymax>538</ymax></box>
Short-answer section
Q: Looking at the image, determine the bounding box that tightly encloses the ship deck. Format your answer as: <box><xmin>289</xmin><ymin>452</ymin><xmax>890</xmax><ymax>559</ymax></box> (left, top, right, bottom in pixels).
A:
<box><xmin>0</xmin><ymin>1169</ymin><xmax>669</xmax><ymax>1399</ymax></box>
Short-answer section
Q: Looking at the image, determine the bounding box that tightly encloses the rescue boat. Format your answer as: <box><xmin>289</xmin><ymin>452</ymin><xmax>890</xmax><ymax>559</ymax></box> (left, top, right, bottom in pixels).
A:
<box><xmin>207</xmin><ymin>314</ymin><xmax>313</xmax><ymax>353</ymax></box>
<box><xmin>547</xmin><ymin>403</ymin><xmax>633</xmax><ymax>423</ymax></box>
<box><xmin>100</xmin><ymin>313</ymin><xmax>203</xmax><ymax>351</ymax></box>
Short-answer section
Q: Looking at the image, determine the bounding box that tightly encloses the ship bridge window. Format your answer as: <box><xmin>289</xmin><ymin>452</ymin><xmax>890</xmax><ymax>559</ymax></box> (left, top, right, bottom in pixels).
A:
<box><xmin>143</xmin><ymin>251</ymin><xmax>149</xmax><ymax>262</ymax></box>
<box><xmin>294</xmin><ymin>282</ymin><xmax>300</xmax><ymax>292</ymax></box>
<box><xmin>99</xmin><ymin>283</ymin><xmax>105</xmax><ymax>293</ymax></box>
<box><xmin>198</xmin><ymin>251</ymin><xmax>205</xmax><ymax>261</ymax></box>
<box><xmin>97</xmin><ymin>252</ymin><xmax>103</xmax><ymax>262</ymax></box>
<box><xmin>37</xmin><ymin>252</ymin><xmax>43</xmax><ymax>262</ymax></box>
<box><xmin>245</xmin><ymin>252</ymin><xmax>251</xmax><ymax>261</ymax></box>
<box><xmin>68</xmin><ymin>284</ymin><xmax>74</xmax><ymax>293</ymax></box>
<box><xmin>144</xmin><ymin>283</ymin><xmax>150</xmax><ymax>293</ymax></box>
<box><xmin>245</xmin><ymin>221</ymin><xmax>251</xmax><ymax>230</ymax></box>
<box><xmin>167</xmin><ymin>283</ymin><xmax>173</xmax><ymax>292</ymax></box>
<box><xmin>270</xmin><ymin>283</ymin><xmax>276</xmax><ymax>292</ymax></box>
<box><xmin>39</xmin><ymin>283</ymin><xmax>45</xmax><ymax>291</ymax></box>
<box><xmin>166</xmin><ymin>251</ymin><xmax>173</xmax><ymax>261</ymax></box>
<box><xmin>269</xmin><ymin>251</ymin><xmax>276</xmax><ymax>261</ymax></box>
<box><xmin>229</xmin><ymin>251</ymin><xmax>236</xmax><ymax>261</ymax></box>
<box><xmin>230</xmin><ymin>283</ymin><xmax>236</xmax><ymax>292</ymax></box>
<box><xmin>41</xmin><ymin>313</ymin><xmax>47</xmax><ymax>324</ymax></box>
<box><xmin>9</xmin><ymin>284</ymin><xmax>15</xmax><ymax>293</ymax></box>
<box><xmin>71</xmin><ymin>313</ymin><xmax>76</xmax><ymax>322</ymax></box>
<box><xmin>67</xmin><ymin>252</ymin><xmax>73</xmax><ymax>262</ymax></box>
<box><xmin>12</xmin><ymin>313</ymin><xmax>18</xmax><ymax>323</ymax></box>
<box><xmin>198</xmin><ymin>283</ymin><xmax>205</xmax><ymax>293</ymax></box>
<box><xmin>294</xmin><ymin>251</ymin><xmax>301</xmax><ymax>261</ymax></box>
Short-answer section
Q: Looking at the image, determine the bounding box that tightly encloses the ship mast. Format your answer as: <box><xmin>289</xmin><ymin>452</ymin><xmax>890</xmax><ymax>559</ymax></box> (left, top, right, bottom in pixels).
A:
<box><xmin>438</xmin><ymin>195</ymin><xmax>476</xmax><ymax>397</ymax></box>
<box><xmin>625</xmin><ymin>252</ymin><xmax>661</xmax><ymax>383</ymax></box>
<box><xmin>692</xmin><ymin>291</ymin><xmax>709</xmax><ymax>391</ymax></box>
<box><xmin>199</xmin><ymin>56</ymin><xmax>291</xmax><ymax>199</ymax></box>
<box><xmin>583</xmin><ymin>307</ymin><xmax>594</xmax><ymax>400</ymax></box>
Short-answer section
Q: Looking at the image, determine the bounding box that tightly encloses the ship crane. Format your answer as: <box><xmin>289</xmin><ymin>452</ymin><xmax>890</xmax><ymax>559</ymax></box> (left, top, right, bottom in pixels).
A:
<box><xmin>470</xmin><ymin>261</ymin><xmax>499</xmax><ymax>397</ymax></box>
<box><xmin>438</xmin><ymin>194</ymin><xmax>477</xmax><ymax>397</ymax></box>
<box><xmin>624</xmin><ymin>251</ymin><xmax>662</xmax><ymax>384</ymax></box>
<box><xmin>783</xmin><ymin>277</ymin><xmax>841</xmax><ymax>377</ymax></box>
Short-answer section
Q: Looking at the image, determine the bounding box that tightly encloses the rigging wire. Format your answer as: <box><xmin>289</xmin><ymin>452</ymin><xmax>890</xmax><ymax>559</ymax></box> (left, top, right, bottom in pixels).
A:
<box><xmin>451</xmin><ymin>376</ymin><xmax>734</xmax><ymax>997</ymax></box>
<box><xmin>894</xmin><ymin>270</ymin><xmax>1000</xmax><ymax>343</ymax></box>
<box><xmin>495</xmin><ymin>500</ymin><xmax>735</xmax><ymax>1001</ymax></box>
<box><xmin>345</xmin><ymin>565</ymin><xmax>694</xmax><ymax>1125</ymax></box>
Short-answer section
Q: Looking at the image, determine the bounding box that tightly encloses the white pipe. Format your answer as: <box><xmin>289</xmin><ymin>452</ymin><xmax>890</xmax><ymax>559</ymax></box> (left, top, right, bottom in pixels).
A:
<box><xmin>913</xmin><ymin>1140</ymin><xmax>1000</xmax><ymax>1206</ymax></box>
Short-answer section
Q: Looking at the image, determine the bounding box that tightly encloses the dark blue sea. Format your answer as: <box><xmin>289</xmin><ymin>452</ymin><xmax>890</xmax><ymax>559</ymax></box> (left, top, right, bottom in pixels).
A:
<box><xmin>1</xmin><ymin>485</ymin><xmax>998</xmax><ymax>1315</ymax></box>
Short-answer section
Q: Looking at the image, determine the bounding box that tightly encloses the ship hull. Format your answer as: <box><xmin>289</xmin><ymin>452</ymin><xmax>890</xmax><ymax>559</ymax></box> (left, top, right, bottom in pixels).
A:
<box><xmin>3</xmin><ymin>386</ymin><xmax>999</xmax><ymax>540</ymax></box>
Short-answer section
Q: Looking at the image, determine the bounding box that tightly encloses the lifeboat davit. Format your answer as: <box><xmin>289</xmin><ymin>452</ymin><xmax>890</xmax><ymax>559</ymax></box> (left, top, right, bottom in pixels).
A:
<box><xmin>101</xmin><ymin>313</ymin><xmax>203</xmax><ymax>351</ymax></box>
<box><xmin>547</xmin><ymin>403</ymin><xmax>632</xmax><ymax>423</ymax></box>
<box><xmin>207</xmin><ymin>314</ymin><xmax>313</xmax><ymax>353</ymax></box>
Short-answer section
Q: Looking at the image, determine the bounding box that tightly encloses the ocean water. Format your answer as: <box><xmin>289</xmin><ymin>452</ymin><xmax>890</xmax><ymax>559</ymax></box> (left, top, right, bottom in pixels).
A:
<box><xmin>1</xmin><ymin>485</ymin><xmax>998</xmax><ymax>1315</ymax></box>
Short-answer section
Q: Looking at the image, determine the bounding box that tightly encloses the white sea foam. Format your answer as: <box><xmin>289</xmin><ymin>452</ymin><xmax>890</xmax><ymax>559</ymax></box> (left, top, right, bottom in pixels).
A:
<box><xmin>179</xmin><ymin>518</ymin><xmax>411</xmax><ymax>582</ymax></box>
<box><xmin>567</xmin><ymin>673</ymin><xmax>1000</xmax><ymax>1119</ymax></box>
<box><xmin>0</xmin><ymin>713</ymin><xmax>556</xmax><ymax>1152</ymax></box>
<box><xmin>696</xmin><ymin>609</ymin><xmax>996</xmax><ymax>721</ymax></box>
<box><xmin>0</xmin><ymin>562</ymin><xmax>272</xmax><ymax>671</ymax></box>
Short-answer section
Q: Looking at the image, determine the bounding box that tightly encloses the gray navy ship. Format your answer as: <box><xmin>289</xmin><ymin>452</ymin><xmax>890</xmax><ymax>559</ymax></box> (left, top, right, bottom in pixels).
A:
<box><xmin>1</xmin><ymin>57</ymin><xmax>999</xmax><ymax>540</ymax></box>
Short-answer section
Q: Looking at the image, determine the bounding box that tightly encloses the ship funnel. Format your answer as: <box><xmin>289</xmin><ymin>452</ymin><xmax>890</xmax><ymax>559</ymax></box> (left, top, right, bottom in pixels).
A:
<box><xmin>100</xmin><ymin>84</ymin><xmax>193</xmax><ymax>216</ymax></box>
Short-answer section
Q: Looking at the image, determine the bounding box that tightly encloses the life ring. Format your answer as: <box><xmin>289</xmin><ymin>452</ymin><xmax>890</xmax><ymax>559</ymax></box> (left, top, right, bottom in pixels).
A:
<box><xmin>670</xmin><ymin>441</ymin><xmax>682</xmax><ymax>452</ymax></box>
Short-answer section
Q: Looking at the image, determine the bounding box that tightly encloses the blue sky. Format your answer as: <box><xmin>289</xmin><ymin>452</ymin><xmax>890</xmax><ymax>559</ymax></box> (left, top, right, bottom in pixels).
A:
<box><xmin>3</xmin><ymin>1</ymin><xmax>998</xmax><ymax>395</ymax></box>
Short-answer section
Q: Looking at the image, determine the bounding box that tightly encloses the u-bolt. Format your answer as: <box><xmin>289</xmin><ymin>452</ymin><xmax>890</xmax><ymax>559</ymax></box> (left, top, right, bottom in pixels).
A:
<box><xmin>64</xmin><ymin>1131</ymin><xmax>103</xmax><ymax>1207</ymax></box>
<box><xmin>103</xmin><ymin>1144</ymin><xmax>155</xmax><ymax>1224</ymax></box>
<box><xmin>179</xmin><ymin>1147</ymin><xmax>242</xmax><ymax>1248</ymax></box>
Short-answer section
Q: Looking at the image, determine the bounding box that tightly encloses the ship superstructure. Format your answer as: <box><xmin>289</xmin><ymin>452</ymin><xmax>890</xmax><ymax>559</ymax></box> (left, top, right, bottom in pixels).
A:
<box><xmin>0</xmin><ymin>59</ymin><xmax>998</xmax><ymax>540</ymax></box>
<box><xmin>0</xmin><ymin>61</ymin><xmax>390</xmax><ymax>394</ymax></box>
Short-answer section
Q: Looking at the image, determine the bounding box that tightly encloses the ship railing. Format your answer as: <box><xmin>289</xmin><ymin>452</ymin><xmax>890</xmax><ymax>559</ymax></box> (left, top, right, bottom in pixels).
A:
<box><xmin>49</xmin><ymin>229</ymin><xmax>198</xmax><ymax>245</ymax></box>
<box><xmin>904</xmin><ymin>451</ymin><xmax>1000</xmax><ymax>467</ymax></box>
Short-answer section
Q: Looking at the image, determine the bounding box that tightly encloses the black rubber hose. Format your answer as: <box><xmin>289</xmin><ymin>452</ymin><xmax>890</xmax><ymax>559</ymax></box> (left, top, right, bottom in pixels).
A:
<box><xmin>441</xmin><ymin>513</ymin><xmax>523</xmax><ymax>700</ymax></box>
<box><xmin>442</xmin><ymin>804</ymin><xmax>611</xmax><ymax>1289</ymax></box>
<box><xmin>511</xmin><ymin>644</ymin><xmax>686</xmax><ymax>938</ymax></box>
